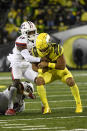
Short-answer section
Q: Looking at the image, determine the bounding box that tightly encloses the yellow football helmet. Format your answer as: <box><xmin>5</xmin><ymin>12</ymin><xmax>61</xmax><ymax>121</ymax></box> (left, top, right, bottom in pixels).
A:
<box><xmin>36</xmin><ymin>33</ymin><xmax>50</xmax><ymax>57</ymax></box>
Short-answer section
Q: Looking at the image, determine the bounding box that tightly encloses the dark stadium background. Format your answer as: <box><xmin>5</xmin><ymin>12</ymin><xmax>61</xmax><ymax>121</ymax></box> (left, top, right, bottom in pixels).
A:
<box><xmin>1</xmin><ymin>1</ymin><xmax>87</xmax><ymax>131</ymax></box>
<box><xmin>1</xmin><ymin>0</ymin><xmax>87</xmax><ymax>71</ymax></box>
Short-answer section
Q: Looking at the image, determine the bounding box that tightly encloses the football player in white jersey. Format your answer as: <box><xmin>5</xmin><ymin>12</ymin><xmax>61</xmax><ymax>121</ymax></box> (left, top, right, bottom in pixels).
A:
<box><xmin>0</xmin><ymin>81</ymin><xmax>35</xmax><ymax>115</ymax></box>
<box><xmin>7</xmin><ymin>21</ymin><xmax>40</xmax><ymax>115</ymax></box>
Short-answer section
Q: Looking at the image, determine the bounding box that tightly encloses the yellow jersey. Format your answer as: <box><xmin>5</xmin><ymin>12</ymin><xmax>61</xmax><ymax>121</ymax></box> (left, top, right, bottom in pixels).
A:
<box><xmin>32</xmin><ymin>43</ymin><xmax>64</xmax><ymax>62</ymax></box>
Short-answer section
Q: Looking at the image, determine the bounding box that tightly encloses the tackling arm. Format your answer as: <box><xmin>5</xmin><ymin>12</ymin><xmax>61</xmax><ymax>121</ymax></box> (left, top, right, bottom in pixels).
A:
<box><xmin>32</xmin><ymin>62</ymin><xmax>48</xmax><ymax>73</ymax></box>
<box><xmin>54</xmin><ymin>54</ymin><xmax>66</xmax><ymax>69</ymax></box>
<box><xmin>38</xmin><ymin>54</ymin><xmax>66</xmax><ymax>70</ymax></box>
<box><xmin>21</xmin><ymin>49</ymin><xmax>41</xmax><ymax>63</ymax></box>
<box><xmin>17</xmin><ymin>46</ymin><xmax>41</xmax><ymax>63</ymax></box>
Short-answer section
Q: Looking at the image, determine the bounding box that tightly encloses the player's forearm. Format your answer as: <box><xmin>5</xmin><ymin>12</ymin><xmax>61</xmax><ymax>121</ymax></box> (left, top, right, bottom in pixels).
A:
<box><xmin>32</xmin><ymin>63</ymin><xmax>47</xmax><ymax>73</ymax></box>
<box><xmin>38</xmin><ymin>55</ymin><xmax>66</xmax><ymax>70</ymax></box>
<box><xmin>48</xmin><ymin>62</ymin><xmax>65</xmax><ymax>70</ymax></box>
<box><xmin>55</xmin><ymin>63</ymin><xmax>66</xmax><ymax>69</ymax></box>
<box><xmin>55</xmin><ymin>54</ymin><xmax>66</xmax><ymax>69</ymax></box>
<box><xmin>21</xmin><ymin>49</ymin><xmax>41</xmax><ymax>63</ymax></box>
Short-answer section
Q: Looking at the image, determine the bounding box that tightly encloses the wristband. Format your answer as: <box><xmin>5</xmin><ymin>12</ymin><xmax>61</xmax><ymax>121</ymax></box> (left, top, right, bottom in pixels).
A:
<box><xmin>48</xmin><ymin>62</ymin><xmax>56</xmax><ymax>69</ymax></box>
<box><xmin>38</xmin><ymin>69</ymin><xmax>43</xmax><ymax>73</ymax></box>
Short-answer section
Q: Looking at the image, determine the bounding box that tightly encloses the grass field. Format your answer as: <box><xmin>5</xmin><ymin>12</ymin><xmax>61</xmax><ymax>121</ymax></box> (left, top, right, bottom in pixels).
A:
<box><xmin>0</xmin><ymin>70</ymin><xmax>87</xmax><ymax>131</ymax></box>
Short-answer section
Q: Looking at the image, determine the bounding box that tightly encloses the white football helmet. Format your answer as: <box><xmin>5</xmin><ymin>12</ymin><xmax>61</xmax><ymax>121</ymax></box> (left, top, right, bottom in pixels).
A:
<box><xmin>22</xmin><ymin>81</ymin><xmax>34</xmax><ymax>93</ymax></box>
<box><xmin>20</xmin><ymin>21</ymin><xmax>37</xmax><ymax>41</ymax></box>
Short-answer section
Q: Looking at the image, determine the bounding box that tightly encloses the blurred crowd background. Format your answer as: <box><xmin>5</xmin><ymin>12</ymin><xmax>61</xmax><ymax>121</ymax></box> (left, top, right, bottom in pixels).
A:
<box><xmin>0</xmin><ymin>0</ymin><xmax>87</xmax><ymax>45</ymax></box>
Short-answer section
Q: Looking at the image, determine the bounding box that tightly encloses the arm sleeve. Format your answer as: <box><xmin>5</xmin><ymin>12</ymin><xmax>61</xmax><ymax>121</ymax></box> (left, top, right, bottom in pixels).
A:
<box><xmin>21</xmin><ymin>49</ymin><xmax>41</xmax><ymax>63</ymax></box>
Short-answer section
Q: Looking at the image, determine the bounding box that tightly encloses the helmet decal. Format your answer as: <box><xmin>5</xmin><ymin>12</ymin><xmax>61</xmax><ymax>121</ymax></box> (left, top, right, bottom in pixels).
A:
<box><xmin>28</xmin><ymin>21</ymin><xmax>33</xmax><ymax>28</ymax></box>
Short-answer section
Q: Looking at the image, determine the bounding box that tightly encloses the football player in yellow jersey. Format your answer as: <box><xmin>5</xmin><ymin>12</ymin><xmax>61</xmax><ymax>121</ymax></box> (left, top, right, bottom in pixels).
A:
<box><xmin>32</xmin><ymin>33</ymin><xmax>83</xmax><ymax>114</ymax></box>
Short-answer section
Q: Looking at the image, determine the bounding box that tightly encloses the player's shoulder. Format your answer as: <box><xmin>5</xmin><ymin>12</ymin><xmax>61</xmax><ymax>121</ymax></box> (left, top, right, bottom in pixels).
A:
<box><xmin>51</xmin><ymin>42</ymin><xmax>63</xmax><ymax>48</ymax></box>
<box><xmin>52</xmin><ymin>42</ymin><xmax>63</xmax><ymax>55</ymax></box>
<box><xmin>15</xmin><ymin>35</ymin><xmax>28</xmax><ymax>43</ymax></box>
<box><xmin>15</xmin><ymin>35</ymin><xmax>28</xmax><ymax>47</ymax></box>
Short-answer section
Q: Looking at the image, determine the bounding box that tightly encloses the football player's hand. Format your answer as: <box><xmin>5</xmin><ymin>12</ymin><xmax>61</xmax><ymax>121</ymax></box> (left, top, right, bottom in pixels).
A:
<box><xmin>38</xmin><ymin>61</ymin><xmax>48</xmax><ymax>68</ymax></box>
<box><xmin>42</xmin><ymin>68</ymin><xmax>48</xmax><ymax>73</ymax></box>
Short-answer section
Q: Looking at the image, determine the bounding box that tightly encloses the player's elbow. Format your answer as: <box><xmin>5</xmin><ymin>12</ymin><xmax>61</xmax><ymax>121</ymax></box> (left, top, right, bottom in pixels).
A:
<box><xmin>56</xmin><ymin>55</ymin><xmax>66</xmax><ymax>70</ymax></box>
<box><xmin>61</xmin><ymin>62</ymin><xmax>66</xmax><ymax>69</ymax></box>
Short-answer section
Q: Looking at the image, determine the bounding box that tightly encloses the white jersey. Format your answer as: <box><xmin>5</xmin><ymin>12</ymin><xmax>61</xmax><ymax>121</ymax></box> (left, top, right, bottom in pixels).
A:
<box><xmin>14</xmin><ymin>34</ymin><xmax>35</xmax><ymax>56</ymax></box>
<box><xmin>3</xmin><ymin>88</ymin><xmax>24</xmax><ymax>105</ymax></box>
<box><xmin>0</xmin><ymin>88</ymin><xmax>24</xmax><ymax>114</ymax></box>
<box><xmin>0</xmin><ymin>82</ymin><xmax>34</xmax><ymax>114</ymax></box>
<box><xmin>7</xmin><ymin>34</ymin><xmax>40</xmax><ymax>67</ymax></box>
<box><xmin>8</xmin><ymin>35</ymin><xmax>35</xmax><ymax>66</ymax></box>
<box><xmin>7</xmin><ymin>35</ymin><xmax>39</xmax><ymax>81</ymax></box>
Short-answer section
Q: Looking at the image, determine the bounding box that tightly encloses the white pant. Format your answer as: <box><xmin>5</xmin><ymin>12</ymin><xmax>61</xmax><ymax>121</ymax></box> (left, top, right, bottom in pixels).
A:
<box><xmin>11</xmin><ymin>64</ymin><xmax>38</xmax><ymax>82</ymax></box>
<box><xmin>7</xmin><ymin>53</ymin><xmax>38</xmax><ymax>82</ymax></box>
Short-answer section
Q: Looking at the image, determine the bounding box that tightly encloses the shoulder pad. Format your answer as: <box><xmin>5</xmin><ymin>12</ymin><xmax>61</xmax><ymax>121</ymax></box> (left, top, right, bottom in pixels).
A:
<box><xmin>16</xmin><ymin>35</ymin><xmax>27</xmax><ymax>43</ymax></box>
<box><xmin>15</xmin><ymin>35</ymin><xmax>27</xmax><ymax>47</ymax></box>
<box><xmin>53</xmin><ymin>44</ymin><xmax>63</xmax><ymax>56</ymax></box>
<box><xmin>32</xmin><ymin>47</ymin><xmax>38</xmax><ymax>57</ymax></box>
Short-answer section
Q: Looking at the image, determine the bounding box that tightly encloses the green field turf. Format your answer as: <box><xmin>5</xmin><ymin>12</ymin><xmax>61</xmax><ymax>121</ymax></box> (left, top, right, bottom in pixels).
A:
<box><xmin>0</xmin><ymin>70</ymin><xmax>87</xmax><ymax>131</ymax></box>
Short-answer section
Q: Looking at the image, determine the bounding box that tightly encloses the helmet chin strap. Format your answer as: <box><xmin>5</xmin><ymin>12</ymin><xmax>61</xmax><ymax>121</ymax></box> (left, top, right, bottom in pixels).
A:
<box><xmin>28</xmin><ymin>35</ymin><xmax>35</xmax><ymax>41</ymax></box>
